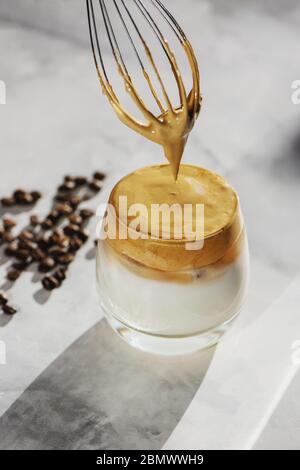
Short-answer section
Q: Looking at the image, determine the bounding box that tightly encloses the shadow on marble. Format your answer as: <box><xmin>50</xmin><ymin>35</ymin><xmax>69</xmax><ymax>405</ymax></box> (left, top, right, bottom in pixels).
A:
<box><xmin>0</xmin><ymin>319</ymin><xmax>215</xmax><ymax>450</ymax></box>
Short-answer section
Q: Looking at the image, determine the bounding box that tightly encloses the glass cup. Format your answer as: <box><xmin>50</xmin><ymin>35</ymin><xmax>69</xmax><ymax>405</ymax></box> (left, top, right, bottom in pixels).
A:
<box><xmin>96</xmin><ymin>165</ymin><xmax>249</xmax><ymax>355</ymax></box>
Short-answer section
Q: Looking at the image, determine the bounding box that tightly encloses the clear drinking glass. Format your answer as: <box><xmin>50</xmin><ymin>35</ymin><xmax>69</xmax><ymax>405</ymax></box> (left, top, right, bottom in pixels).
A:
<box><xmin>96</xmin><ymin>165</ymin><xmax>249</xmax><ymax>355</ymax></box>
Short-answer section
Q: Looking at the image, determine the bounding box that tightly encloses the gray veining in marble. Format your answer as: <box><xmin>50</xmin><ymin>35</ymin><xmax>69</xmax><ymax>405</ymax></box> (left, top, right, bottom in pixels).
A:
<box><xmin>0</xmin><ymin>320</ymin><xmax>214</xmax><ymax>450</ymax></box>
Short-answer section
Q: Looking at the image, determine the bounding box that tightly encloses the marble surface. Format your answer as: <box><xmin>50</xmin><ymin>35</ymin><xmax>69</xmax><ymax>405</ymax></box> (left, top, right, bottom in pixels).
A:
<box><xmin>0</xmin><ymin>0</ymin><xmax>300</xmax><ymax>450</ymax></box>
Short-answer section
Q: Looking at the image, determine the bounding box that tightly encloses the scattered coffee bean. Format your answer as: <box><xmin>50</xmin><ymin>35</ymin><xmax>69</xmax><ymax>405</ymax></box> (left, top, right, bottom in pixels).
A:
<box><xmin>42</xmin><ymin>275</ymin><xmax>60</xmax><ymax>291</ymax></box>
<box><xmin>3</xmin><ymin>217</ymin><xmax>16</xmax><ymax>231</ymax></box>
<box><xmin>30</xmin><ymin>214</ymin><xmax>40</xmax><ymax>226</ymax></box>
<box><xmin>69</xmin><ymin>214</ymin><xmax>83</xmax><ymax>226</ymax></box>
<box><xmin>41</xmin><ymin>218</ymin><xmax>54</xmax><ymax>230</ymax></box>
<box><xmin>64</xmin><ymin>224</ymin><xmax>81</xmax><ymax>237</ymax></box>
<box><xmin>31</xmin><ymin>248</ymin><xmax>46</xmax><ymax>262</ymax></box>
<box><xmin>75</xmin><ymin>176</ymin><xmax>87</xmax><ymax>186</ymax></box>
<box><xmin>57</xmin><ymin>253</ymin><xmax>74</xmax><ymax>265</ymax></box>
<box><xmin>2</xmin><ymin>232</ymin><xmax>15</xmax><ymax>243</ymax></box>
<box><xmin>7</xmin><ymin>268</ymin><xmax>21</xmax><ymax>282</ymax></box>
<box><xmin>69</xmin><ymin>237</ymin><xmax>83</xmax><ymax>253</ymax></box>
<box><xmin>15</xmin><ymin>249</ymin><xmax>31</xmax><ymax>261</ymax></box>
<box><xmin>31</xmin><ymin>191</ymin><xmax>42</xmax><ymax>202</ymax></box>
<box><xmin>89</xmin><ymin>180</ymin><xmax>102</xmax><ymax>192</ymax></box>
<box><xmin>55</xmin><ymin>203</ymin><xmax>73</xmax><ymax>216</ymax></box>
<box><xmin>68</xmin><ymin>195</ymin><xmax>82</xmax><ymax>208</ymax></box>
<box><xmin>58</xmin><ymin>181</ymin><xmax>76</xmax><ymax>192</ymax></box>
<box><xmin>93</xmin><ymin>171</ymin><xmax>106</xmax><ymax>181</ymax></box>
<box><xmin>0</xmin><ymin>292</ymin><xmax>8</xmax><ymax>305</ymax></box>
<box><xmin>80</xmin><ymin>208</ymin><xmax>94</xmax><ymax>220</ymax></box>
<box><xmin>19</xmin><ymin>230</ymin><xmax>35</xmax><ymax>242</ymax></box>
<box><xmin>12</xmin><ymin>261</ymin><xmax>29</xmax><ymax>271</ymax></box>
<box><xmin>53</xmin><ymin>267</ymin><xmax>67</xmax><ymax>283</ymax></box>
<box><xmin>77</xmin><ymin>228</ymin><xmax>89</xmax><ymax>243</ymax></box>
<box><xmin>39</xmin><ymin>257</ymin><xmax>56</xmax><ymax>273</ymax></box>
<box><xmin>4</xmin><ymin>241</ymin><xmax>19</xmax><ymax>257</ymax></box>
<box><xmin>1</xmin><ymin>197</ymin><xmax>15</xmax><ymax>207</ymax></box>
<box><xmin>2</xmin><ymin>304</ymin><xmax>17</xmax><ymax>315</ymax></box>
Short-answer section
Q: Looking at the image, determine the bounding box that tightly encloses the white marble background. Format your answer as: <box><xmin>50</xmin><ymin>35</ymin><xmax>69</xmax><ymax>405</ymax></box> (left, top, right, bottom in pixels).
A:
<box><xmin>0</xmin><ymin>0</ymin><xmax>300</xmax><ymax>449</ymax></box>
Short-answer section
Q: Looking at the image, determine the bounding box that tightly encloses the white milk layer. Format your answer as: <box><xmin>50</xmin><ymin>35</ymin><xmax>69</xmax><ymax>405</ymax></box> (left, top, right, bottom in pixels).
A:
<box><xmin>97</xmin><ymin>241</ymin><xmax>249</xmax><ymax>337</ymax></box>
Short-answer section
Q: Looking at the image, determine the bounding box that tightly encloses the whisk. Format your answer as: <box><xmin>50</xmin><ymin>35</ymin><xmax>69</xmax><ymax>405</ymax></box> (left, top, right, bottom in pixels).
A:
<box><xmin>86</xmin><ymin>0</ymin><xmax>202</xmax><ymax>178</ymax></box>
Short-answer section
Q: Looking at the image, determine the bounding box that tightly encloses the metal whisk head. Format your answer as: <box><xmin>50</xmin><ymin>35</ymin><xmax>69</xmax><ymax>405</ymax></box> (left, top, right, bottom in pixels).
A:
<box><xmin>86</xmin><ymin>0</ymin><xmax>202</xmax><ymax>177</ymax></box>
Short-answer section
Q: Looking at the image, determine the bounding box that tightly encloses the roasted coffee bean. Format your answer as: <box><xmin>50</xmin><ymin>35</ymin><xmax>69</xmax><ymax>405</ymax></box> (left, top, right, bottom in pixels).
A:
<box><xmin>58</xmin><ymin>181</ymin><xmax>76</xmax><ymax>192</ymax></box>
<box><xmin>4</xmin><ymin>241</ymin><xmax>19</xmax><ymax>257</ymax></box>
<box><xmin>37</xmin><ymin>233</ymin><xmax>53</xmax><ymax>250</ymax></box>
<box><xmin>63</xmin><ymin>224</ymin><xmax>81</xmax><ymax>237</ymax></box>
<box><xmin>42</xmin><ymin>275</ymin><xmax>60</xmax><ymax>291</ymax></box>
<box><xmin>31</xmin><ymin>248</ymin><xmax>46</xmax><ymax>262</ymax></box>
<box><xmin>80</xmin><ymin>208</ymin><xmax>94</xmax><ymax>220</ymax></box>
<box><xmin>1</xmin><ymin>197</ymin><xmax>15</xmax><ymax>207</ymax></box>
<box><xmin>3</xmin><ymin>217</ymin><xmax>16</xmax><ymax>231</ymax></box>
<box><xmin>68</xmin><ymin>195</ymin><xmax>82</xmax><ymax>208</ymax></box>
<box><xmin>53</xmin><ymin>267</ymin><xmax>67</xmax><ymax>283</ymax></box>
<box><xmin>7</xmin><ymin>268</ymin><xmax>21</xmax><ymax>282</ymax></box>
<box><xmin>13</xmin><ymin>189</ymin><xmax>27</xmax><ymax>202</ymax></box>
<box><xmin>48</xmin><ymin>247</ymin><xmax>68</xmax><ymax>261</ymax></box>
<box><xmin>55</xmin><ymin>193</ymin><xmax>70</xmax><ymax>203</ymax></box>
<box><xmin>64</xmin><ymin>175</ymin><xmax>75</xmax><ymax>183</ymax></box>
<box><xmin>2</xmin><ymin>232</ymin><xmax>15</xmax><ymax>243</ymax></box>
<box><xmin>39</xmin><ymin>257</ymin><xmax>56</xmax><ymax>273</ymax></box>
<box><xmin>55</xmin><ymin>203</ymin><xmax>73</xmax><ymax>216</ymax></box>
<box><xmin>57</xmin><ymin>253</ymin><xmax>74</xmax><ymax>265</ymax></box>
<box><xmin>68</xmin><ymin>214</ymin><xmax>83</xmax><ymax>226</ymax></box>
<box><xmin>15</xmin><ymin>249</ymin><xmax>31</xmax><ymax>261</ymax></box>
<box><xmin>12</xmin><ymin>261</ymin><xmax>28</xmax><ymax>271</ymax></box>
<box><xmin>0</xmin><ymin>292</ymin><xmax>8</xmax><ymax>305</ymax></box>
<box><xmin>30</xmin><ymin>214</ymin><xmax>40</xmax><ymax>226</ymax></box>
<box><xmin>47</xmin><ymin>210</ymin><xmax>61</xmax><ymax>223</ymax></box>
<box><xmin>77</xmin><ymin>229</ymin><xmax>89</xmax><ymax>243</ymax></box>
<box><xmin>75</xmin><ymin>176</ymin><xmax>87</xmax><ymax>186</ymax></box>
<box><xmin>19</xmin><ymin>230</ymin><xmax>35</xmax><ymax>242</ymax></box>
<box><xmin>31</xmin><ymin>191</ymin><xmax>42</xmax><ymax>202</ymax></box>
<box><xmin>22</xmin><ymin>193</ymin><xmax>34</xmax><ymax>205</ymax></box>
<box><xmin>89</xmin><ymin>180</ymin><xmax>102</xmax><ymax>192</ymax></box>
<box><xmin>69</xmin><ymin>237</ymin><xmax>83</xmax><ymax>252</ymax></box>
<box><xmin>41</xmin><ymin>218</ymin><xmax>54</xmax><ymax>230</ymax></box>
<box><xmin>93</xmin><ymin>171</ymin><xmax>106</xmax><ymax>181</ymax></box>
<box><xmin>2</xmin><ymin>304</ymin><xmax>17</xmax><ymax>315</ymax></box>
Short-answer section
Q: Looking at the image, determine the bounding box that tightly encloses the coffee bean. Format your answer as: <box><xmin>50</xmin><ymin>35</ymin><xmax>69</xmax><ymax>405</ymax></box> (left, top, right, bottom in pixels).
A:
<box><xmin>3</xmin><ymin>218</ymin><xmax>16</xmax><ymax>231</ymax></box>
<box><xmin>47</xmin><ymin>210</ymin><xmax>61</xmax><ymax>224</ymax></box>
<box><xmin>1</xmin><ymin>197</ymin><xmax>15</xmax><ymax>207</ymax></box>
<box><xmin>80</xmin><ymin>208</ymin><xmax>94</xmax><ymax>220</ymax></box>
<box><xmin>53</xmin><ymin>267</ymin><xmax>67</xmax><ymax>283</ymax></box>
<box><xmin>69</xmin><ymin>237</ymin><xmax>83</xmax><ymax>253</ymax></box>
<box><xmin>89</xmin><ymin>180</ymin><xmax>102</xmax><ymax>192</ymax></box>
<box><xmin>4</xmin><ymin>241</ymin><xmax>19</xmax><ymax>257</ymax></box>
<box><xmin>55</xmin><ymin>203</ymin><xmax>73</xmax><ymax>216</ymax></box>
<box><xmin>55</xmin><ymin>193</ymin><xmax>70</xmax><ymax>203</ymax></box>
<box><xmin>68</xmin><ymin>214</ymin><xmax>83</xmax><ymax>226</ymax></box>
<box><xmin>75</xmin><ymin>176</ymin><xmax>87</xmax><ymax>186</ymax></box>
<box><xmin>12</xmin><ymin>261</ymin><xmax>29</xmax><ymax>271</ymax></box>
<box><xmin>57</xmin><ymin>253</ymin><xmax>74</xmax><ymax>265</ymax></box>
<box><xmin>42</xmin><ymin>275</ymin><xmax>60</xmax><ymax>291</ymax></box>
<box><xmin>39</xmin><ymin>257</ymin><xmax>56</xmax><ymax>273</ymax></box>
<box><xmin>2</xmin><ymin>304</ymin><xmax>17</xmax><ymax>315</ymax></box>
<box><xmin>13</xmin><ymin>189</ymin><xmax>27</xmax><ymax>202</ymax></box>
<box><xmin>48</xmin><ymin>247</ymin><xmax>67</xmax><ymax>261</ymax></box>
<box><xmin>68</xmin><ymin>195</ymin><xmax>82</xmax><ymax>209</ymax></box>
<box><xmin>31</xmin><ymin>248</ymin><xmax>46</xmax><ymax>262</ymax></box>
<box><xmin>0</xmin><ymin>292</ymin><xmax>8</xmax><ymax>305</ymax></box>
<box><xmin>30</xmin><ymin>214</ymin><xmax>40</xmax><ymax>226</ymax></box>
<box><xmin>77</xmin><ymin>228</ymin><xmax>89</xmax><ymax>243</ymax></box>
<box><xmin>93</xmin><ymin>171</ymin><xmax>106</xmax><ymax>181</ymax></box>
<box><xmin>58</xmin><ymin>181</ymin><xmax>76</xmax><ymax>192</ymax></box>
<box><xmin>19</xmin><ymin>230</ymin><xmax>35</xmax><ymax>242</ymax></box>
<box><xmin>41</xmin><ymin>218</ymin><xmax>54</xmax><ymax>230</ymax></box>
<box><xmin>2</xmin><ymin>232</ymin><xmax>15</xmax><ymax>243</ymax></box>
<box><xmin>7</xmin><ymin>268</ymin><xmax>21</xmax><ymax>282</ymax></box>
<box><xmin>63</xmin><ymin>224</ymin><xmax>81</xmax><ymax>237</ymax></box>
<box><xmin>16</xmin><ymin>249</ymin><xmax>31</xmax><ymax>261</ymax></box>
<box><xmin>64</xmin><ymin>175</ymin><xmax>75</xmax><ymax>183</ymax></box>
<box><xmin>31</xmin><ymin>191</ymin><xmax>42</xmax><ymax>202</ymax></box>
